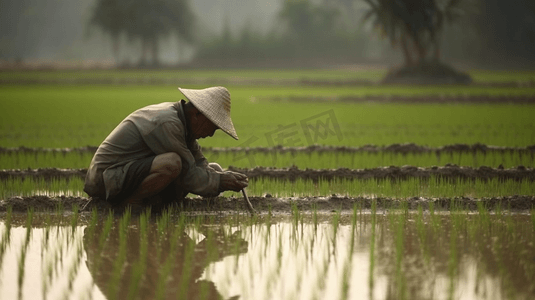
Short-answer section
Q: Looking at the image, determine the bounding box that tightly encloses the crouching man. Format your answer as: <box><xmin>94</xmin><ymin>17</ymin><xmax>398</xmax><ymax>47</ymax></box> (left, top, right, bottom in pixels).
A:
<box><xmin>84</xmin><ymin>86</ymin><xmax>248</xmax><ymax>209</ymax></box>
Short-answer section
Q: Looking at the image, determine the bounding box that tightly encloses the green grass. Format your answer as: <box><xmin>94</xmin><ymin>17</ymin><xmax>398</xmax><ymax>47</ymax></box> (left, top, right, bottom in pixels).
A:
<box><xmin>1</xmin><ymin>85</ymin><xmax>535</xmax><ymax>148</ymax></box>
<box><xmin>2</xmin><ymin>150</ymin><xmax>534</xmax><ymax>170</ymax></box>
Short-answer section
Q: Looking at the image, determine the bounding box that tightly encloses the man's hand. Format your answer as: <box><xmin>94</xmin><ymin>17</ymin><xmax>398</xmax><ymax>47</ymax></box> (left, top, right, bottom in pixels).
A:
<box><xmin>219</xmin><ymin>171</ymin><xmax>248</xmax><ymax>192</ymax></box>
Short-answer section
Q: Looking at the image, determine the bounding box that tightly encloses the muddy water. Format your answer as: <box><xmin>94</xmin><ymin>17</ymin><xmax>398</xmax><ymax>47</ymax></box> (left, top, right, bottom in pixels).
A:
<box><xmin>0</xmin><ymin>212</ymin><xmax>534</xmax><ymax>300</ymax></box>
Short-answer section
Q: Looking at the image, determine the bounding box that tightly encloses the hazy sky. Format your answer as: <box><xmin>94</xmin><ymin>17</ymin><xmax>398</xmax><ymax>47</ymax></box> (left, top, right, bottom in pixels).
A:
<box><xmin>1</xmin><ymin>0</ymin><xmax>533</xmax><ymax>68</ymax></box>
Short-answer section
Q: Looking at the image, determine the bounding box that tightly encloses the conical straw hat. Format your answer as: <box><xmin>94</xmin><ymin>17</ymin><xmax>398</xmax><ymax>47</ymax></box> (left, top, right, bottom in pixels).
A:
<box><xmin>178</xmin><ymin>86</ymin><xmax>238</xmax><ymax>140</ymax></box>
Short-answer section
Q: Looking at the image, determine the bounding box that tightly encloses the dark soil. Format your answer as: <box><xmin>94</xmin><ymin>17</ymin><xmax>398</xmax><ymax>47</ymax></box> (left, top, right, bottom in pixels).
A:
<box><xmin>1</xmin><ymin>165</ymin><xmax>534</xmax><ymax>182</ymax></box>
<box><xmin>2</xmin><ymin>144</ymin><xmax>534</xmax><ymax>155</ymax></box>
<box><xmin>227</xmin><ymin>165</ymin><xmax>535</xmax><ymax>182</ymax></box>
<box><xmin>1</xmin><ymin>195</ymin><xmax>534</xmax><ymax>213</ymax></box>
<box><xmin>382</xmin><ymin>62</ymin><xmax>472</xmax><ymax>85</ymax></box>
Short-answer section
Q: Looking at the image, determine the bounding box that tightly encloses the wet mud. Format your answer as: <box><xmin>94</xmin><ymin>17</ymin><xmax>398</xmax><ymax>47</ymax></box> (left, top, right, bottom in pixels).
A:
<box><xmin>228</xmin><ymin>165</ymin><xmax>535</xmax><ymax>182</ymax></box>
<box><xmin>1</xmin><ymin>165</ymin><xmax>534</xmax><ymax>182</ymax></box>
<box><xmin>263</xmin><ymin>95</ymin><xmax>535</xmax><ymax>104</ymax></box>
<box><xmin>1</xmin><ymin>194</ymin><xmax>534</xmax><ymax>213</ymax></box>
<box><xmin>2</xmin><ymin>143</ymin><xmax>534</xmax><ymax>155</ymax></box>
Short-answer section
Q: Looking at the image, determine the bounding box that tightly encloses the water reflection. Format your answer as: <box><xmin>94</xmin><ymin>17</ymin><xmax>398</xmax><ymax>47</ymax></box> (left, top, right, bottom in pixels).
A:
<box><xmin>0</xmin><ymin>211</ymin><xmax>534</xmax><ymax>300</ymax></box>
<box><xmin>83</xmin><ymin>220</ymin><xmax>248</xmax><ymax>300</ymax></box>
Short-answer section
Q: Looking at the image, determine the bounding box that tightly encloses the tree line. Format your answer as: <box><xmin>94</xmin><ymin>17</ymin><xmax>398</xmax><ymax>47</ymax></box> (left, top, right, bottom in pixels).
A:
<box><xmin>91</xmin><ymin>0</ymin><xmax>195</xmax><ymax>66</ymax></box>
<box><xmin>90</xmin><ymin>0</ymin><xmax>535</xmax><ymax>68</ymax></box>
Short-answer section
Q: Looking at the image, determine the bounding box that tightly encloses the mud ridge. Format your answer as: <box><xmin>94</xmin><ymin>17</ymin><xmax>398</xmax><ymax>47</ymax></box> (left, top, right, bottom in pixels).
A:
<box><xmin>1</xmin><ymin>166</ymin><xmax>534</xmax><ymax>182</ymax></box>
<box><xmin>263</xmin><ymin>95</ymin><xmax>535</xmax><ymax>104</ymax></box>
<box><xmin>227</xmin><ymin>165</ymin><xmax>535</xmax><ymax>182</ymax></box>
<box><xmin>2</xmin><ymin>144</ymin><xmax>535</xmax><ymax>155</ymax></box>
<box><xmin>1</xmin><ymin>195</ymin><xmax>534</xmax><ymax>213</ymax></box>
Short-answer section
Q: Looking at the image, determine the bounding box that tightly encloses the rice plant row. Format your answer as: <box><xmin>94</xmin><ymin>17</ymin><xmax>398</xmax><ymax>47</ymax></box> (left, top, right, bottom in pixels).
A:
<box><xmin>1</xmin><ymin>150</ymin><xmax>534</xmax><ymax>170</ymax></box>
<box><xmin>1</xmin><ymin>176</ymin><xmax>534</xmax><ymax>201</ymax></box>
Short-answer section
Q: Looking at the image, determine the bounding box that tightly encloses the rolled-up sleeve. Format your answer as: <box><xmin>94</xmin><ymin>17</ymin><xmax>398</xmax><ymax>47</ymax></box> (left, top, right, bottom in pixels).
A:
<box><xmin>142</xmin><ymin>121</ymin><xmax>221</xmax><ymax>197</ymax></box>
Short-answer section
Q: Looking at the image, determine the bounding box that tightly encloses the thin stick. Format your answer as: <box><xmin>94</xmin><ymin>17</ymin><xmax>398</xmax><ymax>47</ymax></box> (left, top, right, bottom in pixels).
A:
<box><xmin>241</xmin><ymin>188</ymin><xmax>256</xmax><ymax>215</ymax></box>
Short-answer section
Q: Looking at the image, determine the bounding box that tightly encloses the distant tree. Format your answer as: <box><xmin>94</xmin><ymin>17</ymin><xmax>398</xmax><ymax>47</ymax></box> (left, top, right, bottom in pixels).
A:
<box><xmin>362</xmin><ymin>0</ymin><xmax>472</xmax><ymax>66</ymax></box>
<box><xmin>124</xmin><ymin>0</ymin><xmax>195</xmax><ymax>65</ymax></box>
<box><xmin>90</xmin><ymin>0</ymin><xmax>125</xmax><ymax>62</ymax></box>
<box><xmin>475</xmin><ymin>0</ymin><xmax>535</xmax><ymax>66</ymax></box>
<box><xmin>279</xmin><ymin>0</ymin><xmax>340</xmax><ymax>53</ymax></box>
<box><xmin>90</xmin><ymin>0</ymin><xmax>195</xmax><ymax>66</ymax></box>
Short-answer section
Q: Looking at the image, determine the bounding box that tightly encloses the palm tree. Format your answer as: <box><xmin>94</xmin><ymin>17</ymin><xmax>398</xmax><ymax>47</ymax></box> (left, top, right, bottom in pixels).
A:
<box><xmin>362</xmin><ymin>0</ymin><xmax>471</xmax><ymax>66</ymax></box>
<box><xmin>91</xmin><ymin>0</ymin><xmax>125</xmax><ymax>62</ymax></box>
<box><xmin>91</xmin><ymin>0</ymin><xmax>195</xmax><ymax>66</ymax></box>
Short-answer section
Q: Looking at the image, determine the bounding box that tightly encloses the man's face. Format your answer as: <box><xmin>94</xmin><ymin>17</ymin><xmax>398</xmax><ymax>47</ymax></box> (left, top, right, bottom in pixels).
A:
<box><xmin>192</xmin><ymin>113</ymin><xmax>219</xmax><ymax>139</ymax></box>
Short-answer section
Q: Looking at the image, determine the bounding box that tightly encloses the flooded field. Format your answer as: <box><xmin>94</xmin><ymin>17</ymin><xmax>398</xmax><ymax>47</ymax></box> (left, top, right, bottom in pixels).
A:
<box><xmin>1</xmin><ymin>69</ymin><xmax>535</xmax><ymax>299</ymax></box>
<box><xmin>0</xmin><ymin>206</ymin><xmax>534</xmax><ymax>300</ymax></box>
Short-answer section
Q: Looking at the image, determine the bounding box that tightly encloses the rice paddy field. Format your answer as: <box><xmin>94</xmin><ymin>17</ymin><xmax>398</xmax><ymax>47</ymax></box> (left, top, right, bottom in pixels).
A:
<box><xmin>1</xmin><ymin>69</ymin><xmax>535</xmax><ymax>299</ymax></box>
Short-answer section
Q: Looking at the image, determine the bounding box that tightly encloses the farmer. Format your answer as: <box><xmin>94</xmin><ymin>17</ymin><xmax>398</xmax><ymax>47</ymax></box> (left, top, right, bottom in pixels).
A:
<box><xmin>83</xmin><ymin>86</ymin><xmax>248</xmax><ymax>209</ymax></box>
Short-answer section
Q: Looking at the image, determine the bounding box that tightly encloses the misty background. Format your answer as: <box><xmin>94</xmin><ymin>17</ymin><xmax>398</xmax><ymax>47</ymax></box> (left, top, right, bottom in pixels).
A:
<box><xmin>0</xmin><ymin>0</ymin><xmax>534</xmax><ymax>69</ymax></box>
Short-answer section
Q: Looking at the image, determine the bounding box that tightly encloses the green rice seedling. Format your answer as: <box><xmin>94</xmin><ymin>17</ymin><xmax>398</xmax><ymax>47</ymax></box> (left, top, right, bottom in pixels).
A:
<box><xmin>476</xmin><ymin>201</ymin><xmax>491</xmax><ymax>232</ymax></box>
<box><xmin>1</xmin><ymin>206</ymin><xmax>12</xmax><ymax>248</ymax></box>
<box><xmin>86</xmin><ymin>207</ymin><xmax>99</xmax><ymax>241</ymax></box>
<box><xmin>0</xmin><ymin>206</ymin><xmax>12</xmax><ymax>287</ymax></box>
<box><xmin>340</xmin><ymin>203</ymin><xmax>360</xmax><ymax>300</ymax></box>
<box><xmin>67</xmin><ymin>239</ymin><xmax>84</xmax><ymax>292</ymax></box>
<box><xmin>127</xmin><ymin>210</ymin><xmax>150</xmax><ymax>300</ymax></box>
<box><xmin>332</xmin><ymin>210</ymin><xmax>341</xmax><ymax>249</ymax></box>
<box><xmin>25</xmin><ymin>207</ymin><xmax>34</xmax><ymax>246</ymax></box>
<box><xmin>55</xmin><ymin>201</ymin><xmax>65</xmax><ymax>221</ymax></box>
<box><xmin>369</xmin><ymin>199</ymin><xmax>377</xmax><ymax>295</ymax></box>
<box><xmin>448</xmin><ymin>212</ymin><xmax>460</xmax><ymax>300</ymax></box>
<box><xmin>394</xmin><ymin>211</ymin><xmax>407</xmax><ymax>300</ymax></box>
<box><xmin>415</xmin><ymin>204</ymin><xmax>432</xmax><ymax>267</ymax></box>
<box><xmin>70</xmin><ymin>204</ymin><xmax>79</xmax><ymax>238</ymax></box>
<box><xmin>41</xmin><ymin>213</ymin><xmax>52</xmax><ymax>258</ymax></box>
<box><xmin>17</xmin><ymin>240</ymin><xmax>28</xmax><ymax>299</ymax></box>
<box><xmin>0</xmin><ymin>177</ymin><xmax>86</xmax><ymax>199</ymax></box>
<box><xmin>531</xmin><ymin>207</ymin><xmax>535</xmax><ymax>234</ymax></box>
<box><xmin>291</xmin><ymin>201</ymin><xmax>300</xmax><ymax>227</ymax></box>
<box><xmin>243</xmin><ymin>176</ymin><xmax>535</xmax><ymax>199</ymax></box>
<box><xmin>178</xmin><ymin>230</ymin><xmax>197</xmax><ymax>300</ymax></box>
<box><xmin>0</xmin><ymin>151</ymin><xmax>94</xmax><ymax>169</ymax></box>
<box><xmin>18</xmin><ymin>210</ymin><xmax>33</xmax><ymax>300</ymax></box>
<box><xmin>92</xmin><ymin>210</ymin><xmax>113</xmax><ymax>275</ymax></box>
<box><xmin>154</xmin><ymin>225</ymin><xmax>181</xmax><ymax>300</ymax></box>
<box><xmin>108</xmin><ymin>210</ymin><xmax>131</xmax><ymax>300</ymax></box>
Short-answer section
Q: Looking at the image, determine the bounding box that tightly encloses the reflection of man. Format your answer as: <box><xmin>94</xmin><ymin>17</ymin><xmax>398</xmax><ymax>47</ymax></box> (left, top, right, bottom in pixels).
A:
<box><xmin>83</xmin><ymin>223</ymin><xmax>248</xmax><ymax>299</ymax></box>
<box><xmin>84</xmin><ymin>87</ymin><xmax>248</xmax><ymax>209</ymax></box>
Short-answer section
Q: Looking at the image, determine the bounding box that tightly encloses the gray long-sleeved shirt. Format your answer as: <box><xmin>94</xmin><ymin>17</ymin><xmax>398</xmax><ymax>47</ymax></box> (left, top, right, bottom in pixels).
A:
<box><xmin>84</xmin><ymin>101</ymin><xmax>220</xmax><ymax>200</ymax></box>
